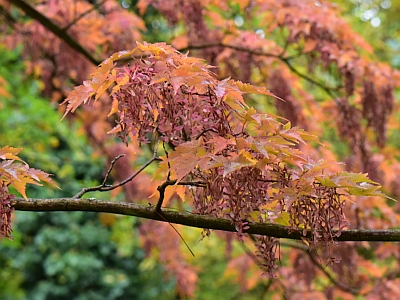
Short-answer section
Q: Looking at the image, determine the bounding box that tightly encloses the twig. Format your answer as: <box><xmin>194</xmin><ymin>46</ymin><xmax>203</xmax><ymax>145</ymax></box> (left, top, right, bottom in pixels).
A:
<box><xmin>62</xmin><ymin>0</ymin><xmax>107</xmax><ymax>31</ymax></box>
<box><xmin>182</xmin><ymin>43</ymin><xmax>341</xmax><ymax>98</ymax></box>
<box><xmin>0</xmin><ymin>4</ymin><xmax>17</xmax><ymax>28</ymax></box>
<box><xmin>183</xmin><ymin>42</ymin><xmax>280</xmax><ymax>59</ymax></box>
<box><xmin>280</xmin><ymin>240</ymin><xmax>360</xmax><ymax>295</ymax></box>
<box><xmin>280</xmin><ymin>57</ymin><xmax>339</xmax><ymax>98</ymax></box>
<box><xmin>237</xmin><ymin>241</ymin><xmax>273</xmax><ymax>294</ymax></box>
<box><xmin>154</xmin><ymin>209</ymin><xmax>195</xmax><ymax>257</ymax></box>
<box><xmin>155</xmin><ymin>180</ymin><xmax>170</xmax><ymax>212</ymax></box>
<box><xmin>102</xmin><ymin>154</ymin><xmax>125</xmax><ymax>185</ymax></box>
<box><xmin>74</xmin><ymin>153</ymin><xmax>160</xmax><ymax>198</ymax></box>
<box><xmin>162</xmin><ymin>142</ymin><xmax>171</xmax><ymax>180</ymax></box>
<box><xmin>156</xmin><ymin>179</ymin><xmax>206</xmax><ymax>212</ymax></box>
<box><xmin>74</xmin><ymin>154</ymin><xmax>125</xmax><ymax>198</ymax></box>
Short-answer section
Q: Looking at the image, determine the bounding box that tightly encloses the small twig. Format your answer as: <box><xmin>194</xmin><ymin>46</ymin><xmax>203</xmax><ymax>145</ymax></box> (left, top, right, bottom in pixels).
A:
<box><xmin>101</xmin><ymin>154</ymin><xmax>125</xmax><ymax>186</ymax></box>
<box><xmin>154</xmin><ymin>209</ymin><xmax>195</xmax><ymax>257</ymax></box>
<box><xmin>258</xmin><ymin>179</ymin><xmax>279</xmax><ymax>183</ymax></box>
<box><xmin>280</xmin><ymin>240</ymin><xmax>360</xmax><ymax>295</ymax></box>
<box><xmin>0</xmin><ymin>4</ymin><xmax>17</xmax><ymax>28</ymax></box>
<box><xmin>183</xmin><ymin>43</ymin><xmax>342</xmax><ymax>99</ymax></box>
<box><xmin>183</xmin><ymin>43</ymin><xmax>281</xmax><ymax>59</ymax></box>
<box><xmin>156</xmin><ymin>179</ymin><xmax>206</xmax><ymax>212</ymax></box>
<box><xmin>248</xmin><ymin>235</ymin><xmax>359</xmax><ymax>294</ymax></box>
<box><xmin>62</xmin><ymin>0</ymin><xmax>107</xmax><ymax>31</ymax></box>
<box><xmin>163</xmin><ymin>142</ymin><xmax>171</xmax><ymax>181</ymax></box>
<box><xmin>74</xmin><ymin>154</ymin><xmax>125</xmax><ymax>198</ymax></box>
<box><xmin>153</xmin><ymin>178</ymin><xmax>205</xmax><ymax>257</ymax></box>
<box><xmin>74</xmin><ymin>152</ymin><xmax>161</xmax><ymax>198</ymax></box>
<box><xmin>280</xmin><ymin>57</ymin><xmax>340</xmax><ymax>99</ymax></box>
<box><xmin>155</xmin><ymin>180</ymin><xmax>170</xmax><ymax>212</ymax></box>
<box><xmin>279</xmin><ymin>26</ymin><xmax>290</xmax><ymax>57</ymax></box>
<box><xmin>177</xmin><ymin>181</ymin><xmax>206</xmax><ymax>187</ymax></box>
<box><xmin>194</xmin><ymin>128</ymin><xmax>218</xmax><ymax>140</ymax></box>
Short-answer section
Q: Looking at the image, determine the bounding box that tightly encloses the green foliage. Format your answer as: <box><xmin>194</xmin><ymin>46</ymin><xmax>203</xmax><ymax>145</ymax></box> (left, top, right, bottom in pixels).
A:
<box><xmin>0</xmin><ymin>212</ymin><xmax>175</xmax><ymax>300</ymax></box>
<box><xmin>0</xmin><ymin>46</ymin><xmax>176</xmax><ymax>299</ymax></box>
<box><xmin>0</xmin><ymin>46</ymin><xmax>104</xmax><ymax>198</ymax></box>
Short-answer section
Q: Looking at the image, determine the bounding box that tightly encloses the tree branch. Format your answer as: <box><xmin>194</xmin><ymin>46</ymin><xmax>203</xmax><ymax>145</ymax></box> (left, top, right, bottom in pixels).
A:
<box><xmin>281</xmin><ymin>240</ymin><xmax>359</xmax><ymax>295</ymax></box>
<box><xmin>156</xmin><ymin>179</ymin><xmax>206</xmax><ymax>212</ymax></box>
<box><xmin>279</xmin><ymin>57</ymin><xmax>339</xmax><ymax>98</ymax></box>
<box><xmin>62</xmin><ymin>0</ymin><xmax>107</xmax><ymax>31</ymax></box>
<box><xmin>183</xmin><ymin>43</ymin><xmax>341</xmax><ymax>98</ymax></box>
<box><xmin>11</xmin><ymin>198</ymin><xmax>400</xmax><ymax>242</ymax></box>
<box><xmin>7</xmin><ymin>0</ymin><xmax>101</xmax><ymax>65</ymax></box>
<box><xmin>74</xmin><ymin>154</ymin><xmax>161</xmax><ymax>198</ymax></box>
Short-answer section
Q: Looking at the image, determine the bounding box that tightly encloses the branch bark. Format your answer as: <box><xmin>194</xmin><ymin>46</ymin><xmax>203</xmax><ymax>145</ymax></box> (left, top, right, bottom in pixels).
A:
<box><xmin>7</xmin><ymin>0</ymin><xmax>101</xmax><ymax>65</ymax></box>
<box><xmin>11</xmin><ymin>198</ymin><xmax>400</xmax><ymax>242</ymax></box>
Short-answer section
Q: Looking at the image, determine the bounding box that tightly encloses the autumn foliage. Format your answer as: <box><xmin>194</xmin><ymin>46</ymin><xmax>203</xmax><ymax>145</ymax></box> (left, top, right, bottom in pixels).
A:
<box><xmin>2</xmin><ymin>0</ymin><xmax>400</xmax><ymax>298</ymax></box>
<box><xmin>59</xmin><ymin>41</ymin><xmax>390</xmax><ymax>276</ymax></box>
<box><xmin>0</xmin><ymin>146</ymin><xmax>56</xmax><ymax>237</ymax></box>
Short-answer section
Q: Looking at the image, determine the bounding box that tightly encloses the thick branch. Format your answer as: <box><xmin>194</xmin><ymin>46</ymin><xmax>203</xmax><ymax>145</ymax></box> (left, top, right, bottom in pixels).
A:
<box><xmin>8</xmin><ymin>0</ymin><xmax>100</xmax><ymax>65</ymax></box>
<box><xmin>11</xmin><ymin>198</ymin><xmax>400</xmax><ymax>242</ymax></box>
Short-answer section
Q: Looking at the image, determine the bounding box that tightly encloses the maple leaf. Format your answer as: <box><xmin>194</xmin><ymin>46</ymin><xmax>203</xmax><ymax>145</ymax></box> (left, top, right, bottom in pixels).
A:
<box><xmin>61</xmin><ymin>84</ymin><xmax>93</xmax><ymax>119</ymax></box>
<box><xmin>206</xmin><ymin>136</ymin><xmax>235</xmax><ymax>154</ymax></box>
<box><xmin>0</xmin><ymin>147</ymin><xmax>59</xmax><ymax>200</ymax></box>
<box><xmin>0</xmin><ymin>146</ymin><xmax>24</xmax><ymax>162</ymax></box>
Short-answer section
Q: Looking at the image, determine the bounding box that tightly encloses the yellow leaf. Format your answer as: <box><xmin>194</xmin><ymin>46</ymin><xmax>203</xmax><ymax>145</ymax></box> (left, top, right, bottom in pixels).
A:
<box><xmin>0</xmin><ymin>146</ymin><xmax>24</xmax><ymax>162</ymax></box>
<box><xmin>108</xmin><ymin>99</ymin><xmax>119</xmax><ymax>117</ymax></box>
<box><xmin>12</xmin><ymin>176</ymin><xmax>37</xmax><ymax>200</ymax></box>
<box><xmin>111</xmin><ymin>73</ymin><xmax>130</xmax><ymax>95</ymax></box>
<box><xmin>274</xmin><ymin>211</ymin><xmax>290</xmax><ymax>226</ymax></box>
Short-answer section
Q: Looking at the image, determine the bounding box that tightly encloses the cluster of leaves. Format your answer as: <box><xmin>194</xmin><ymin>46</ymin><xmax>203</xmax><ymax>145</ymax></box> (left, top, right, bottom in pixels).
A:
<box><xmin>148</xmin><ymin>0</ymin><xmax>400</xmax><ymax>176</ymax></box>
<box><xmin>0</xmin><ymin>146</ymin><xmax>57</xmax><ymax>238</ymax></box>
<box><xmin>3</xmin><ymin>0</ymin><xmax>400</xmax><ymax>297</ymax></box>
<box><xmin>63</xmin><ymin>42</ymin><xmax>387</xmax><ymax>275</ymax></box>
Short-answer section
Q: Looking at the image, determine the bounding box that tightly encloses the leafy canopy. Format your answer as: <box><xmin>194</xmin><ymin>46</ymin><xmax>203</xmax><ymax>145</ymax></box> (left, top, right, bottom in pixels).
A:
<box><xmin>60</xmin><ymin>41</ymin><xmax>388</xmax><ymax>275</ymax></box>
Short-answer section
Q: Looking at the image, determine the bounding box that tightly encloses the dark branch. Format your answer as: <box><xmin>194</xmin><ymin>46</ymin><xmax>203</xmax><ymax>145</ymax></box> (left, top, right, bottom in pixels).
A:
<box><xmin>182</xmin><ymin>43</ymin><xmax>341</xmax><ymax>98</ymax></box>
<box><xmin>156</xmin><ymin>179</ymin><xmax>206</xmax><ymax>212</ymax></box>
<box><xmin>74</xmin><ymin>154</ymin><xmax>126</xmax><ymax>198</ymax></box>
<box><xmin>280</xmin><ymin>57</ymin><xmax>339</xmax><ymax>99</ymax></box>
<box><xmin>74</xmin><ymin>154</ymin><xmax>161</xmax><ymax>198</ymax></box>
<box><xmin>182</xmin><ymin>42</ymin><xmax>280</xmax><ymax>58</ymax></box>
<box><xmin>8</xmin><ymin>0</ymin><xmax>101</xmax><ymax>65</ymax></box>
<box><xmin>281</xmin><ymin>241</ymin><xmax>359</xmax><ymax>295</ymax></box>
<box><xmin>11</xmin><ymin>198</ymin><xmax>400</xmax><ymax>242</ymax></box>
<box><xmin>62</xmin><ymin>0</ymin><xmax>107</xmax><ymax>31</ymax></box>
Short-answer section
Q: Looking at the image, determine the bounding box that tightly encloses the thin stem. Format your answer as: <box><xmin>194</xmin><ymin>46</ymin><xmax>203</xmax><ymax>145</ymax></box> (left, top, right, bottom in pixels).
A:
<box><xmin>101</xmin><ymin>154</ymin><xmax>125</xmax><ymax>186</ymax></box>
<box><xmin>280</xmin><ymin>57</ymin><xmax>340</xmax><ymax>99</ymax></box>
<box><xmin>156</xmin><ymin>179</ymin><xmax>206</xmax><ymax>212</ymax></box>
<box><xmin>62</xmin><ymin>0</ymin><xmax>107</xmax><ymax>31</ymax></box>
<box><xmin>154</xmin><ymin>209</ymin><xmax>195</xmax><ymax>257</ymax></box>
<box><xmin>281</xmin><ymin>240</ymin><xmax>360</xmax><ymax>295</ymax></box>
<box><xmin>74</xmin><ymin>154</ymin><xmax>126</xmax><ymax>198</ymax></box>
<box><xmin>74</xmin><ymin>153</ymin><xmax>160</xmax><ymax>198</ymax></box>
<box><xmin>182</xmin><ymin>43</ymin><xmax>341</xmax><ymax>98</ymax></box>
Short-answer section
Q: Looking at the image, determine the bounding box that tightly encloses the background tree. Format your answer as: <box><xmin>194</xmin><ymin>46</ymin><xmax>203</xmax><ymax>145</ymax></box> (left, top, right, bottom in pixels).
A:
<box><xmin>1</xmin><ymin>0</ymin><xmax>400</xmax><ymax>298</ymax></box>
